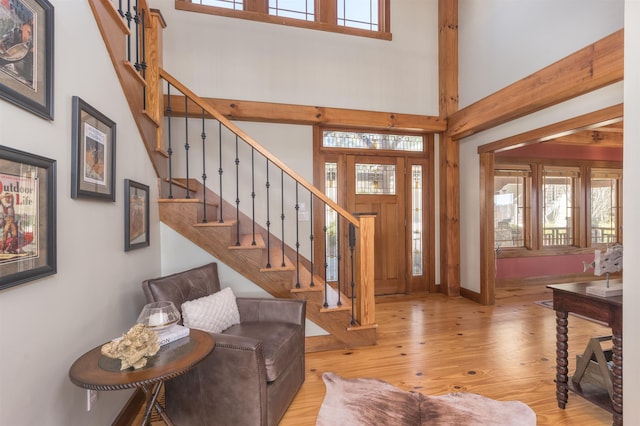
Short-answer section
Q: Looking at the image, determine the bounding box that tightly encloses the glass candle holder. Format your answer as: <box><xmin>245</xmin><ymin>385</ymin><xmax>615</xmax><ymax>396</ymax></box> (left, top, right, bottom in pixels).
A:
<box><xmin>137</xmin><ymin>301</ymin><xmax>181</xmax><ymax>330</ymax></box>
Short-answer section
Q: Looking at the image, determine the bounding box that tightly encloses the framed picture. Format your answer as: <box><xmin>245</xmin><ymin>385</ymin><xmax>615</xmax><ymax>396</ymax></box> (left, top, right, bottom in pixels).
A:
<box><xmin>125</xmin><ymin>179</ymin><xmax>149</xmax><ymax>251</ymax></box>
<box><xmin>0</xmin><ymin>145</ymin><xmax>56</xmax><ymax>291</ymax></box>
<box><xmin>71</xmin><ymin>96</ymin><xmax>116</xmax><ymax>201</ymax></box>
<box><xmin>0</xmin><ymin>0</ymin><xmax>54</xmax><ymax>120</ymax></box>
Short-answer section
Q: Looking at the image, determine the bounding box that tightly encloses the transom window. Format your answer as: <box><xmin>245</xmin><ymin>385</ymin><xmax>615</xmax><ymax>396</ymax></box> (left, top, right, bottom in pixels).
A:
<box><xmin>178</xmin><ymin>0</ymin><xmax>390</xmax><ymax>40</ymax></box>
<box><xmin>323</xmin><ymin>130</ymin><xmax>423</xmax><ymax>152</ymax></box>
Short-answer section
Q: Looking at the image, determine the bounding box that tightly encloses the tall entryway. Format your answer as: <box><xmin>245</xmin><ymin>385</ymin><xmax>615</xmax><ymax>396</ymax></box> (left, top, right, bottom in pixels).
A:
<box><xmin>314</xmin><ymin>127</ymin><xmax>436</xmax><ymax>296</ymax></box>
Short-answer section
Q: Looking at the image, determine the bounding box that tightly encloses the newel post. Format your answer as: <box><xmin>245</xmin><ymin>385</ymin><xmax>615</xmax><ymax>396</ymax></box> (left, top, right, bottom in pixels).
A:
<box><xmin>145</xmin><ymin>8</ymin><xmax>166</xmax><ymax>151</ymax></box>
<box><xmin>355</xmin><ymin>214</ymin><xmax>376</xmax><ymax>326</ymax></box>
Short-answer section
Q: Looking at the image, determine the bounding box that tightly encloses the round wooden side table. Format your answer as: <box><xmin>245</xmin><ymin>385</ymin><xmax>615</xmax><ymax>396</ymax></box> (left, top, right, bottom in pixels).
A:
<box><xmin>69</xmin><ymin>329</ymin><xmax>214</xmax><ymax>425</ymax></box>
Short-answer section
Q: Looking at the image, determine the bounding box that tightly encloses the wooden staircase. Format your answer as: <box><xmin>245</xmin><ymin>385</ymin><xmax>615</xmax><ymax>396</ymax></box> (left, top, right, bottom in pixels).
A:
<box><xmin>88</xmin><ymin>0</ymin><xmax>377</xmax><ymax>352</ymax></box>
<box><xmin>158</xmin><ymin>179</ymin><xmax>376</xmax><ymax>350</ymax></box>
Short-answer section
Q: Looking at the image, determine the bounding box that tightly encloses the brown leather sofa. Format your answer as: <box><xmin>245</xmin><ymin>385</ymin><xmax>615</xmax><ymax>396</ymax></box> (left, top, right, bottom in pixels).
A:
<box><xmin>142</xmin><ymin>262</ymin><xmax>306</xmax><ymax>425</ymax></box>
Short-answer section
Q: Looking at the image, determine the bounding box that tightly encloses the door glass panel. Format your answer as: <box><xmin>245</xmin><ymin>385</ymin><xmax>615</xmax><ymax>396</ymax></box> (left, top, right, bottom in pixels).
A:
<box><xmin>325</xmin><ymin>163</ymin><xmax>338</xmax><ymax>282</ymax></box>
<box><xmin>411</xmin><ymin>165</ymin><xmax>423</xmax><ymax>276</ymax></box>
<box><xmin>323</xmin><ymin>130</ymin><xmax>423</xmax><ymax>152</ymax></box>
<box><xmin>355</xmin><ymin>163</ymin><xmax>395</xmax><ymax>194</ymax></box>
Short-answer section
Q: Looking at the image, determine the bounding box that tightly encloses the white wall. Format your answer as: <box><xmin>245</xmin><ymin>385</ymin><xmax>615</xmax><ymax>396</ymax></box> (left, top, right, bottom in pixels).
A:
<box><xmin>459</xmin><ymin>0</ymin><xmax>624</xmax><ymax>107</ymax></box>
<box><xmin>0</xmin><ymin>2</ymin><xmax>161</xmax><ymax>425</ymax></box>
<box><xmin>152</xmin><ymin>0</ymin><xmax>439</xmax><ymax>115</ymax></box>
<box><xmin>624</xmin><ymin>0</ymin><xmax>640</xmax><ymax>421</ymax></box>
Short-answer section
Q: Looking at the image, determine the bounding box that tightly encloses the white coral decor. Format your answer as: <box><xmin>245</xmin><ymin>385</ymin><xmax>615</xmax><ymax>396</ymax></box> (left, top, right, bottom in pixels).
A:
<box><xmin>101</xmin><ymin>323</ymin><xmax>160</xmax><ymax>370</ymax></box>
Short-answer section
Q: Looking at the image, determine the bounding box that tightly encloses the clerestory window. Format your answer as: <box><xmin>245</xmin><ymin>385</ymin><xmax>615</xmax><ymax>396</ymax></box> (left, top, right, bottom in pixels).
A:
<box><xmin>177</xmin><ymin>0</ymin><xmax>391</xmax><ymax>40</ymax></box>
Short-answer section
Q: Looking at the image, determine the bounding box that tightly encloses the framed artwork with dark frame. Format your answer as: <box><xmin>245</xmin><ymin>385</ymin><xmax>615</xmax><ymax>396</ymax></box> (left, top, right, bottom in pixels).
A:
<box><xmin>124</xmin><ymin>179</ymin><xmax>149</xmax><ymax>251</ymax></box>
<box><xmin>0</xmin><ymin>145</ymin><xmax>56</xmax><ymax>291</ymax></box>
<box><xmin>71</xmin><ymin>96</ymin><xmax>116</xmax><ymax>201</ymax></box>
<box><xmin>0</xmin><ymin>0</ymin><xmax>54</xmax><ymax>120</ymax></box>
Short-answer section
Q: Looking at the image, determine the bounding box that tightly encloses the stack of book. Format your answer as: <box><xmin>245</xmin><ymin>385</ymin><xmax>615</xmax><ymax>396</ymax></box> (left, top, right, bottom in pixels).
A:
<box><xmin>156</xmin><ymin>324</ymin><xmax>190</xmax><ymax>346</ymax></box>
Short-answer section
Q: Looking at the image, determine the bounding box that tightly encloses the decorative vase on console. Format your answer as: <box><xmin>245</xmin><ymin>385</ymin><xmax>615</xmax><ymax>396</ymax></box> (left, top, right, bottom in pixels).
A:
<box><xmin>583</xmin><ymin>243</ymin><xmax>622</xmax><ymax>297</ymax></box>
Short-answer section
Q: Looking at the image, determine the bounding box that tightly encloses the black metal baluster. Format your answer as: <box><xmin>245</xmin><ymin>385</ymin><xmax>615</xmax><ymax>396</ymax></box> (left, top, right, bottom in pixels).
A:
<box><xmin>118</xmin><ymin>1</ymin><xmax>124</xmax><ymax>18</ymax></box>
<box><xmin>235</xmin><ymin>136</ymin><xmax>241</xmax><ymax>246</ymax></box>
<box><xmin>280</xmin><ymin>170</ymin><xmax>285</xmax><ymax>267</ymax></box>
<box><xmin>200</xmin><ymin>110</ymin><xmax>208</xmax><ymax>223</ymax></box>
<box><xmin>139</xmin><ymin>6</ymin><xmax>147</xmax><ymax>110</ymax></box>
<box><xmin>133</xmin><ymin>0</ymin><xmax>140</xmax><ymax>71</ymax></box>
<box><xmin>166</xmin><ymin>83</ymin><xmax>174</xmax><ymax>199</ymax></box>
<box><xmin>323</xmin><ymin>207</ymin><xmax>329</xmax><ymax>308</ymax></box>
<box><xmin>349</xmin><ymin>223</ymin><xmax>356</xmax><ymax>325</ymax></box>
<box><xmin>336</xmin><ymin>217</ymin><xmax>342</xmax><ymax>306</ymax></box>
<box><xmin>295</xmin><ymin>183</ymin><xmax>301</xmax><ymax>288</ymax></box>
<box><xmin>184</xmin><ymin>95</ymin><xmax>190</xmax><ymax>198</ymax></box>
<box><xmin>265</xmin><ymin>160</ymin><xmax>271</xmax><ymax>269</ymax></box>
<box><xmin>140</xmin><ymin>7</ymin><xmax>147</xmax><ymax>77</ymax></box>
<box><xmin>309</xmin><ymin>194</ymin><xmax>314</xmax><ymax>287</ymax></box>
<box><xmin>218</xmin><ymin>122</ymin><xmax>224</xmax><ymax>223</ymax></box>
<box><xmin>251</xmin><ymin>149</ymin><xmax>256</xmax><ymax>245</ymax></box>
<box><xmin>125</xmin><ymin>0</ymin><xmax>132</xmax><ymax>63</ymax></box>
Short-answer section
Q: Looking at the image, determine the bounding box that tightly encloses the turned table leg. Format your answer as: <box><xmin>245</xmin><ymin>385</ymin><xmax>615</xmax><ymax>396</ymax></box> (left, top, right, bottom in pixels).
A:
<box><xmin>555</xmin><ymin>310</ymin><xmax>569</xmax><ymax>409</ymax></box>
<box><xmin>611</xmin><ymin>330</ymin><xmax>622</xmax><ymax>426</ymax></box>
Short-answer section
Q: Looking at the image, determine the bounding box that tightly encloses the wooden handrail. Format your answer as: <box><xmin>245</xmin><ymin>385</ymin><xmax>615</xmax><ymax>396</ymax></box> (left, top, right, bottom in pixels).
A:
<box><xmin>159</xmin><ymin>68</ymin><xmax>361</xmax><ymax>227</ymax></box>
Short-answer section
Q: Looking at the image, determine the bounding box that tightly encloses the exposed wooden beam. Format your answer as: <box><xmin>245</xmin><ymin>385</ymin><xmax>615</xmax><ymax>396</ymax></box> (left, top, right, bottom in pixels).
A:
<box><xmin>449</xmin><ymin>29</ymin><xmax>623</xmax><ymax>140</ymax></box>
<box><xmin>551</xmin><ymin>131</ymin><xmax>623</xmax><ymax>147</ymax></box>
<box><xmin>478</xmin><ymin>104</ymin><xmax>623</xmax><ymax>154</ymax></box>
<box><xmin>164</xmin><ymin>95</ymin><xmax>446</xmax><ymax>133</ymax></box>
<box><xmin>438</xmin><ymin>0</ymin><xmax>461</xmax><ymax>296</ymax></box>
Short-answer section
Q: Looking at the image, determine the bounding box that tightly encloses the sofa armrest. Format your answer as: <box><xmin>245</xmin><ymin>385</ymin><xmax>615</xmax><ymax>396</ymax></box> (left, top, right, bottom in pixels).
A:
<box><xmin>165</xmin><ymin>331</ymin><xmax>269</xmax><ymax>425</ymax></box>
<box><xmin>236</xmin><ymin>298</ymin><xmax>306</xmax><ymax>325</ymax></box>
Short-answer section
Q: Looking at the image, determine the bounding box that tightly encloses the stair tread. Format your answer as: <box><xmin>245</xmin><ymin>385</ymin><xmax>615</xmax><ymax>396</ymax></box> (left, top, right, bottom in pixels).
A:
<box><xmin>229</xmin><ymin>233</ymin><xmax>265</xmax><ymax>249</ymax></box>
<box><xmin>193</xmin><ymin>220</ymin><xmax>235</xmax><ymax>228</ymax></box>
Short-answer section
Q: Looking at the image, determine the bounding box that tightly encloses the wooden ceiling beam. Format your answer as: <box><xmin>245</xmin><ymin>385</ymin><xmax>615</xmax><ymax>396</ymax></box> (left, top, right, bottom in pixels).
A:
<box><xmin>478</xmin><ymin>104</ymin><xmax>623</xmax><ymax>153</ymax></box>
<box><xmin>448</xmin><ymin>29</ymin><xmax>623</xmax><ymax>140</ymax></box>
<box><xmin>550</xmin><ymin>131</ymin><xmax>623</xmax><ymax>147</ymax></box>
<box><xmin>164</xmin><ymin>95</ymin><xmax>446</xmax><ymax>133</ymax></box>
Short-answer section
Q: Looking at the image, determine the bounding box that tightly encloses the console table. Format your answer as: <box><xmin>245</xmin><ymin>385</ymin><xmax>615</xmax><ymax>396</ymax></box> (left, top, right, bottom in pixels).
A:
<box><xmin>548</xmin><ymin>281</ymin><xmax>622</xmax><ymax>426</ymax></box>
<box><xmin>69</xmin><ymin>329</ymin><xmax>214</xmax><ymax>425</ymax></box>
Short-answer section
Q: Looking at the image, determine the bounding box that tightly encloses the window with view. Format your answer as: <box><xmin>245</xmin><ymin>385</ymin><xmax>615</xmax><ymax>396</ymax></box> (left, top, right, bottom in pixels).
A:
<box><xmin>542</xmin><ymin>167</ymin><xmax>578</xmax><ymax>247</ymax></box>
<box><xmin>494</xmin><ymin>161</ymin><xmax>622</xmax><ymax>252</ymax></box>
<box><xmin>494</xmin><ymin>167</ymin><xmax>529</xmax><ymax>248</ymax></box>
<box><xmin>180</xmin><ymin>0</ymin><xmax>390</xmax><ymax>39</ymax></box>
<box><xmin>269</xmin><ymin>0</ymin><xmax>314</xmax><ymax>21</ymax></box>
<box><xmin>590</xmin><ymin>168</ymin><xmax>621</xmax><ymax>245</ymax></box>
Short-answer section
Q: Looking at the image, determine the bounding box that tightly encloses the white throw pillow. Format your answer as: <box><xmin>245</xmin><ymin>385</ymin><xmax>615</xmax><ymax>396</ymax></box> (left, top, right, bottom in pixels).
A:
<box><xmin>181</xmin><ymin>287</ymin><xmax>240</xmax><ymax>333</ymax></box>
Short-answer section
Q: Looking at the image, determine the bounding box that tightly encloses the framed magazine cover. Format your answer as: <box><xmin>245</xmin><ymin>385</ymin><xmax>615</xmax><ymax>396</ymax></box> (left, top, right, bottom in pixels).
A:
<box><xmin>71</xmin><ymin>96</ymin><xmax>116</xmax><ymax>201</ymax></box>
<box><xmin>124</xmin><ymin>179</ymin><xmax>149</xmax><ymax>251</ymax></box>
<box><xmin>0</xmin><ymin>145</ymin><xmax>56</xmax><ymax>291</ymax></box>
<box><xmin>0</xmin><ymin>0</ymin><xmax>54</xmax><ymax>120</ymax></box>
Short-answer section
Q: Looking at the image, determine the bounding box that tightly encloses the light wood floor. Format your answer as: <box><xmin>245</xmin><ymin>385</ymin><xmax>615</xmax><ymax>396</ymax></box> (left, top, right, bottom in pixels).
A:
<box><xmin>146</xmin><ymin>286</ymin><xmax>613</xmax><ymax>425</ymax></box>
<box><xmin>279</xmin><ymin>286</ymin><xmax>613</xmax><ymax>426</ymax></box>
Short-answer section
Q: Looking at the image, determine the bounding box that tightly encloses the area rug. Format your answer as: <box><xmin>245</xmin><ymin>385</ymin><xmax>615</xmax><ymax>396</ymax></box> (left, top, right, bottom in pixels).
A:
<box><xmin>316</xmin><ymin>372</ymin><xmax>536</xmax><ymax>426</ymax></box>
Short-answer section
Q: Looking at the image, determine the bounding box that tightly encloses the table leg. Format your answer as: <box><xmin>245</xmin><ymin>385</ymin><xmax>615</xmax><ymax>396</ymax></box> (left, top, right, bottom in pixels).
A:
<box><xmin>611</xmin><ymin>330</ymin><xmax>622</xmax><ymax>426</ymax></box>
<box><xmin>141</xmin><ymin>382</ymin><xmax>174</xmax><ymax>426</ymax></box>
<box><xmin>555</xmin><ymin>310</ymin><xmax>569</xmax><ymax>409</ymax></box>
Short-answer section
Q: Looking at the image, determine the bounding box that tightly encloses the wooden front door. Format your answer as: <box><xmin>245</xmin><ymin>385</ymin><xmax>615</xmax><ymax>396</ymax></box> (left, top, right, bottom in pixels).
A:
<box><xmin>346</xmin><ymin>155</ymin><xmax>406</xmax><ymax>295</ymax></box>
